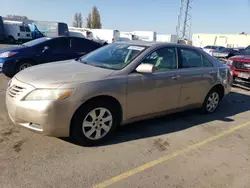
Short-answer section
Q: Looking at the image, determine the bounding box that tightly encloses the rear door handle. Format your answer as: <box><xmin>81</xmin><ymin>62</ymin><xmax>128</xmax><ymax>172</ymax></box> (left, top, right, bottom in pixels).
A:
<box><xmin>172</xmin><ymin>75</ymin><xmax>181</xmax><ymax>80</ymax></box>
<box><xmin>209</xmin><ymin>71</ymin><xmax>216</xmax><ymax>74</ymax></box>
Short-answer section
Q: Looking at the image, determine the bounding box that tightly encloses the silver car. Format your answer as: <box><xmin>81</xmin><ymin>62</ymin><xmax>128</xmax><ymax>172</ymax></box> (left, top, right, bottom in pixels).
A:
<box><xmin>5</xmin><ymin>41</ymin><xmax>232</xmax><ymax>145</ymax></box>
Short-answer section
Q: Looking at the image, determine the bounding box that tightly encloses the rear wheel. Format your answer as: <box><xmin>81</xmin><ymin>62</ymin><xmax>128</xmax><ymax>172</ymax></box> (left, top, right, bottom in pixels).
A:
<box><xmin>71</xmin><ymin>100</ymin><xmax>121</xmax><ymax>146</ymax></box>
<box><xmin>201</xmin><ymin>88</ymin><xmax>221</xmax><ymax>114</ymax></box>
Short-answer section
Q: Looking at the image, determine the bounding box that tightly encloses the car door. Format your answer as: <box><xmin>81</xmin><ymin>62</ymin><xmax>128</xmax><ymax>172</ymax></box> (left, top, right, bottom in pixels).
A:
<box><xmin>126</xmin><ymin>47</ymin><xmax>182</xmax><ymax>119</ymax></box>
<box><xmin>176</xmin><ymin>47</ymin><xmax>216</xmax><ymax>108</ymax></box>
<box><xmin>42</xmin><ymin>37</ymin><xmax>71</xmax><ymax>62</ymax></box>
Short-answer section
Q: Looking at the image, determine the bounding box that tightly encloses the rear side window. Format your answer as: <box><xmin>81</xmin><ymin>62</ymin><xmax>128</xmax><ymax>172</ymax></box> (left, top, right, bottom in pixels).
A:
<box><xmin>19</xmin><ymin>26</ymin><xmax>25</xmax><ymax>32</ymax></box>
<box><xmin>71</xmin><ymin>38</ymin><xmax>102</xmax><ymax>52</ymax></box>
<box><xmin>179</xmin><ymin>48</ymin><xmax>213</xmax><ymax>68</ymax></box>
<box><xmin>48</xmin><ymin>38</ymin><xmax>70</xmax><ymax>50</ymax></box>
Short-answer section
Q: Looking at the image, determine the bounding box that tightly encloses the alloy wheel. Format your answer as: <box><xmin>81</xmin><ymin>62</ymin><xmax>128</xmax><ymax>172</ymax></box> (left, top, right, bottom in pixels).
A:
<box><xmin>82</xmin><ymin>107</ymin><xmax>113</xmax><ymax>140</ymax></box>
<box><xmin>19</xmin><ymin>63</ymin><xmax>32</xmax><ymax>71</ymax></box>
<box><xmin>206</xmin><ymin>92</ymin><xmax>219</xmax><ymax>113</ymax></box>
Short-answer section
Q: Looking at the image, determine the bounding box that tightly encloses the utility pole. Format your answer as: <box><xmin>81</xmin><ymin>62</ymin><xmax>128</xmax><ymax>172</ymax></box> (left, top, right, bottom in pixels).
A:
<box><xmin>176</xmin><ymin>0</ymin><xmax>192</xmax><ymax>40</ymax></box>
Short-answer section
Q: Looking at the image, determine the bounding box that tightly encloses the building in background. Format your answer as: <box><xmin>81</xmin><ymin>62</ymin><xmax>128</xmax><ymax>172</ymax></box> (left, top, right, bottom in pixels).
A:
<box><xmin>192</xmin><ymin>33</ymin><xmax>250</xmax><ymax>48</ymax></box>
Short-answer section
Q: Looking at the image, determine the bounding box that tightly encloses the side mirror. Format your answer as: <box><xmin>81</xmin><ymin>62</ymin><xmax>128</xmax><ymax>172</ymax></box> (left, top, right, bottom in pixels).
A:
<box><xmin>136</xmin><ymin>63</ymin><xmax>155</xmax><ymax>74</ymax></box>
<box><xmin>42</xmin><ymin>46</ymin><xmax>49</xmax><ymax>53</ymax></box>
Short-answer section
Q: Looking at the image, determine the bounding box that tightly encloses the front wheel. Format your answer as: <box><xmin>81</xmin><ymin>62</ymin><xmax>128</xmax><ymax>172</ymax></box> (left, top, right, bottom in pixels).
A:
<box><xmin>16</xmin><ymin>61</ymin><xmax>33</xmax><ymax>73</ymax></box>
<box><xmin>71</xmin><ymin>100</ymin><xmax>120</xmax><ymax>146</ymax></box>
<box><xmin>201</xmin><ymin>89</ymin><xmax>221</xmax><ymax>114</ymax></box>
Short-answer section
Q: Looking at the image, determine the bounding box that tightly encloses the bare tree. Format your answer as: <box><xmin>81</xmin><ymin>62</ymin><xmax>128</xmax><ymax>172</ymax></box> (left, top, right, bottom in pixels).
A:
<box><xmin>73</xmin><ymin>13</ymin><xmax>83</xmax><ymax>28</ymax></box>
<box><xmin>91</xmin><ymin>6</ymin><xmax>102</xmax><ymax>29</ymax></box>
<box><xmin>86</xmin><ymin>13</ymin><xmax>92</xmax><ymax>28</ymax></box>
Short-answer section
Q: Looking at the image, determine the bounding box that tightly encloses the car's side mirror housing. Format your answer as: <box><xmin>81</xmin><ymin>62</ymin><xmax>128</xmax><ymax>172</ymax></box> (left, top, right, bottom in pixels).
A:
<box><xmin>136</xmin><ymin>63</ymin><xmax>155</xmax><ymax>73</ymax></box>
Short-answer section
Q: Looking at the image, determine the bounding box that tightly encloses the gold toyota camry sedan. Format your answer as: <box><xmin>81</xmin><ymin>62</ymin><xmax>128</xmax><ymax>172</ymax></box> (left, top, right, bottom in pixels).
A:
<box><xmin>6</xmin><ymin>41</ymin><xmax>233</xmax><ymax>145</ymax></box>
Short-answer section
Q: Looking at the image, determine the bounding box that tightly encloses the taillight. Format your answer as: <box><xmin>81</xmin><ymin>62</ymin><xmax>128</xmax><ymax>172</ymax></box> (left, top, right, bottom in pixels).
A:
<box><xmin>209</xmin><ymin>49</ymin><xmax>214</xmax><ymax>53</ymax></box>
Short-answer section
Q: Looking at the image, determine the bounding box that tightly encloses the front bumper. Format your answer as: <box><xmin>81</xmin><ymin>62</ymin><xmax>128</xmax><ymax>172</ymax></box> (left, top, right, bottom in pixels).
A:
<box><xmin>0</xmin><ymin>58</ymin><xmax>16</xmax><ymax>77</ymax></box>
<box><xmin>5</xmin><ymin>77</ymin><xmax>78</xmax><ymax>137</ymax></box>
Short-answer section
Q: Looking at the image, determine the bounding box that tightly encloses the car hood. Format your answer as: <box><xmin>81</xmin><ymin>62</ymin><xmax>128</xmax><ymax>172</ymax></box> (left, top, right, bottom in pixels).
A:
<box><xmin>15</xmin><ymin>59</ymin><xmax>115</xmax><ymax>88</ymax></box>
<box><xmin>230</xmin><ymin>55</ymin><xmax>250</xmax><ymax>62</ymax></box>
<box><xmin>0</xmin><ymin>45</ymin><xmax>26</xmax><ymax>53</ymax></box>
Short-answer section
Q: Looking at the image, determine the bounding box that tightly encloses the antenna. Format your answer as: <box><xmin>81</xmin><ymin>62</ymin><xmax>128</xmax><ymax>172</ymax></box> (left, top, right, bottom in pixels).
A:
<box><xmin>176</xmin><ymin>0</ymin><xmax>193</xmax><ymax>40</ymax></box>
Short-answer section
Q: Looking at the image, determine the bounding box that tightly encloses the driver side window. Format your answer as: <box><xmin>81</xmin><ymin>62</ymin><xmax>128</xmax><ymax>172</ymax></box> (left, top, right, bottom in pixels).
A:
<box><xmin>141</xmin><ymin>47</ymin><xmax>177</xmax><ymax>71</ymax></box>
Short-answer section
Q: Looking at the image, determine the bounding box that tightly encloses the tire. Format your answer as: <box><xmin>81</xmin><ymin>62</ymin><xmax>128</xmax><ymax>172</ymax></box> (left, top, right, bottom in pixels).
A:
<box><xmin>15</xmin><ymin>61</ymin><xmax>33</xmax><ymax>74</ymax></box>
<box><xmin>71</xmin><ymin>100</ymin><xmax>121</xmax><ymax>146</ymax></box>
<box><xmin>8</xmin><ymin>36</ymin><xmax>15</xmax><ymax>44</ymax></box>
<box><xmin>201</xmin><ymin>88</ymin><xmax>221</xmax><ymax>114</ymax></box>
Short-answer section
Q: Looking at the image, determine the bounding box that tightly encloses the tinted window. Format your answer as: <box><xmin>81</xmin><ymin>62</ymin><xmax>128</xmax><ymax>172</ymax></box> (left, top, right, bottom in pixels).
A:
<box><xmin>240</xmin><ymin>46</ymin><xmax>250</xmax><ymax>55</ymax></box>
<box><xmin>204</xmin><ymin>46</ymin><xmax>213</xmax><ymax>49</ymax></box>
<box><xmin>219</xmin><ymin>48</ymin><xmax>232</xmax><ymax>52</ymax></box>
<box><xmin>217</xmin><ymin>47</ymin><xmax>225</xmax><ymax>50</ymax></box>
<box><xmin>142</xmin><ymin>47</ymin><xmax>177</xmax><ymax>71</ymax></box>
<box><xmin>179</xmin><ymin>48</ymin><xmax>213</xmax><ymax>68</ymax></box>
<box><xmin>25</xmin><ymin>26</ymin><xmax>31</xmax><ymax>32</ymax></box>
<box><xmin>179</xmin><ymin>48</ymin><xmax>203</xmax><ymax>68</ymax></box>
<box><xmin>58</xmin><ymin>23</ymin><xmax>69</xmax><ymax>36</ymax></box>
<box><xmin>48</xmin><ymin>38</ymin><xmax>70</xmax><ymax>50</ymax></box>
<box><xmin>23</xmin><ymin>37</ymin><xmax>52</xmax><ymax>47</ymax></box>
<box><xmin>71</xmin><ymin>38</ymin><xmax>101</xmax><ymax>52</ymax></box>
<box><xmin>202</xmin><ymin>56</ymin><xmax>213</xmax><ymax>67</ymax></box>
<box><xmin>19</xmin><ymin>26</ymin><xmax>25</xmax><ymax>32</ymax></box>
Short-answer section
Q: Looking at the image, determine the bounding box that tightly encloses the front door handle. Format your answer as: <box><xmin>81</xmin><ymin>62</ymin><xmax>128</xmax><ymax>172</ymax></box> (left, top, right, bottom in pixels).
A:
<box><xmin>172</xmin><ymin>75</ymin><xmax>181</xmax><ymax>80</ymax></box>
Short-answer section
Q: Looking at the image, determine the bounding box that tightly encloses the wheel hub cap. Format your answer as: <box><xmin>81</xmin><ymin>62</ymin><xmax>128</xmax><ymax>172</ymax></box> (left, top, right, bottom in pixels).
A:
<box><xmin>82</xmin><ymin>107</ymin><xmax>113</xmax><ymax>140</ymax></box>
<box><xmin>20</xmin><ymin>63</ymin><xmax>32</xmax><ymax>71</ymax></box>
<box><xmin>206</xmin><ymin>92</ymin><xmax>219</xmax><ymax>112</ymax></box>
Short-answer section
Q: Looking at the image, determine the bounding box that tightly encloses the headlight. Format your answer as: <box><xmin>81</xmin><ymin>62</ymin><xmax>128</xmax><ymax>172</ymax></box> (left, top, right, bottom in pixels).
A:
<box><xmin>0</xmin><ymin>51</ymin><xmax>18</xmax><ymax>58</ymax></box>
<box><xmin>23</xmin><ymin>89</ymin><xmax>73</xmax><ymax>101</ymax></box>
<box><xmin>226</xmin><ymin>59</ymin><xmax>233</xmax><ymax>65</ymax></box>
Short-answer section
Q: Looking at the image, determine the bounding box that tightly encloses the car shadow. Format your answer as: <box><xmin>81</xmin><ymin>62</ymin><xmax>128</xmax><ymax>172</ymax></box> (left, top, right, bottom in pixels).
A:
<box><xmin>60</xmin><ymin>91</ymin><xmax>250</xmax><ymax>147</ymax></box>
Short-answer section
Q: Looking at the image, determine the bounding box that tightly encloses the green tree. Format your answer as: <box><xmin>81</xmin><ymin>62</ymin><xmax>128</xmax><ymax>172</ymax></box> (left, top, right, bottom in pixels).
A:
<box><xmin>91</xmin><ymin>6</ymin><xmax>102</xmax><ymax>29</ymax></box>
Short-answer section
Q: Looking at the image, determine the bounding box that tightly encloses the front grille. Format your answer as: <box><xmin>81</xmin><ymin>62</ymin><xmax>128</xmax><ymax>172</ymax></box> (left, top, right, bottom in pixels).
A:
<box><xmin>233</xmin><ymin>61</ymin><xmax>250</xmax><ymax>70</ymax></box>
<box><xmin>8</xmin><ymin>85</ymin><xmax>26</xmax><ymax>98</ymax></box>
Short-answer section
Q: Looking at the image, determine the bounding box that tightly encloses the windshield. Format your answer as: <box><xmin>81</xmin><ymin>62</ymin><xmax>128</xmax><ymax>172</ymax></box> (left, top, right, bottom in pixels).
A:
<box><xmin>22</xmin><ymin>37</ymin><xmax>52</xmax><ymax>47</ymax></box>
<box><xmin>219</xmin><ymin>48</ymin><xmax>232</xmax><ymax>52</ymax></box>
<box><xmin>79</xmin><ymin>43</ymin><xmax>148</xmax><ymax>70</ymax></box>
<box><xmin>240</xmin><ymin>46</ymin><xmax>250</xmax><ymax>55</ymax></box>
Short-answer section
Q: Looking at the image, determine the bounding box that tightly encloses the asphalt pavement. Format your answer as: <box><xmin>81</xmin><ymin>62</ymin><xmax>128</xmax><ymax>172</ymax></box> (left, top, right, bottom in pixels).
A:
<box><xmin>0</xmin><ymin>72</ymin><xmax>250</xmax><ymax>188</ymax></box>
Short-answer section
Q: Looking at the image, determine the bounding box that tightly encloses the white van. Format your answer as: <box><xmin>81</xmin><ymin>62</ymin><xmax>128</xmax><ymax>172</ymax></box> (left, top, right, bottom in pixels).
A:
<box><xmin>120</xmin><ymin>32</ymin><xmax>138</xmax><ymax>41</ymax></box>
<box><xmin>91</xmin><ymin>29</ymin><xmax>120</xmax><ymax>43</ymax></box>
<box><xmin>132</xmin><ymin>31</ymin><xmax>157</xmax><ymax>42</ymax></box>
<box><xmin>3</xmin><ymin>20</ymin><xmax>32</xmax><ymax>43</ymax></box>
<box><xmin>156</xmin><ymin>34</ymin><xmax>178</xmax><ymax>43</ymax></box>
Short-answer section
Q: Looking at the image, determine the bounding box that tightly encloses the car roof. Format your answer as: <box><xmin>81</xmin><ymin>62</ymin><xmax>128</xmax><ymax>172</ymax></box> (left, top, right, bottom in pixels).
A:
<box><xmin>115</xmin><ymin>40</ymin><xmax>200</xmax><ymax>50</ymax></box>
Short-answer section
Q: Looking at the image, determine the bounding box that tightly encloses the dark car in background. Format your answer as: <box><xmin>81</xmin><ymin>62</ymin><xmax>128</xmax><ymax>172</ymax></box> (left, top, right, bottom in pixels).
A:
<box><xmin>0</xmin><ymin>16</ymin><xmax>4</xmax><ymax>41</ymax></box>
<box><xmin>212</xmin><ymin>48</ymin><xmax>241</xmax><ymax>63</ymax></box>
<box><xmin>0</xmin><ymin>36</ymin><xmax>103</xmax><ymax>77</ymax></box>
